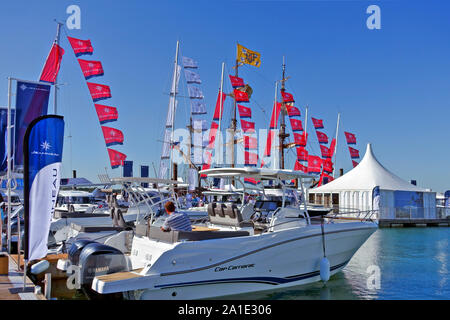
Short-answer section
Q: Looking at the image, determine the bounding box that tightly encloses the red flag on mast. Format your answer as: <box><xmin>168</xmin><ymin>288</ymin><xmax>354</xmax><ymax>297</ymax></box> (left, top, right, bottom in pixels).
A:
<box><xmin>95</xmin><ymin>104</ymin><xmax>118</xmax><ymax>124</ymax></box>
<box><xmin>39</xmin><ymin>43</ymin><xmax>65</xmax><ymax>84</ymax></box>
<box><xmin>101</xmin><ymin>126</ymin><xmax>124</xmax><ymax>147</ymax></box>
<box><xmin>78</xmin><ymin>59</ymin><xmax>104</xmax><ymax>79</ymax></box>
<box><xmin>67</xmin><ymin>36</ymin><xmax>94</xmax><ymax>57</ymax></box>
<box><xmin>107</xmin><ymin>148</ymin><xmax>127</xmax><ymax>168</ymax></box>
<box><xmin>87</xmin><ymin>82</ymin><xmax>112</xmax><ymax>102</ymax></box>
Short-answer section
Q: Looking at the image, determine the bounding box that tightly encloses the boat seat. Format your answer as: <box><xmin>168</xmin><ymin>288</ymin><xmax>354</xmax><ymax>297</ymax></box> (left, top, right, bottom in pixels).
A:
<box><xmin>207</xmin><ymin>202</ymin><xmax>253</xmax><ymax>228</ymax></box>
<box><xmin>146</xmin><ymin>226</ymin><xmax>249</xmax><ymax>243</ymax></box>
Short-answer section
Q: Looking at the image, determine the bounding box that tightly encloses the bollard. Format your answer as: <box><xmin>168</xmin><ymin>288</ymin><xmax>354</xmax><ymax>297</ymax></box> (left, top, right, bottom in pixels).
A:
<box><xmin>44</xmin><ymin>273</ymin><xmax>52</xmax><ymax>300</ymax></box>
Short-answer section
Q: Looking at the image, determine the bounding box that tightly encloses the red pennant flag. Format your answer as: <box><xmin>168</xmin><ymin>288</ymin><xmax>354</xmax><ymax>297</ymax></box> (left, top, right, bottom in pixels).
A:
<box><xmin>294</xmin><ymin>161</ymin><xmax>308</xmax><ymax>173</ymax></box>
<box><xmin>263</xmin><ymin>130</ymin><xmax>277</xmax><ymax>157</ymax></box>
<box><xmin>349</xmin><ymin>147</ymin><xmax>360</xmax><ymax>159</ymax></box>
<box><xmin>213</xmin><ymin>91</ymin><xmax>227</xmax><ymax>120</ymax></box>
<box><xmin>67</xmin><ymin>36</ymin><xmax>94</xmax><ymax>57</ymax></box>
<box><xmin>78</xmin><ymin>59</ymin><xmax>104</xmax><ymax>80</ymax></box>
<box><xmin>40</xmin><ymin>43</ymin><xmax>65</xmax><ymax>84</ymax></box>
<box><xmin>87</xmin><ymin>82</ymin><xmax>112</xmax><ymax>102</ymax></box>
<box><xmin>95</xmin><ymin>104</ymin><xmax>118</xmax><ymax>124</ymax></box>
<box><xmin>244</xmin><ymin>151</ymin><xmax>258</xmax><ymax>166</ymax></box>
<box><xmin>229</xmin><ymin>75</ymin><xmax>245</xmax><ymax>88</ymax></box>
<box><xmin>344</xmin><ymin>131</ymin><xmax>357</xmax><ymax>145</ymax></box>
<box><xmin>234</xmin><ymin>89</ymin><xmax>249</xmax><ymax>102</ymax></box>
<box><xmin>244</xmin><ymin>136</ymin><xmax>257</xmax><ymax>149</ymax></box>
<box><xmin>101</xmin><ymin>126</ymin><xmax>124</xmax><ymax>147</ymax></box>
<box><xmin>286</xmin><ymin>105</ymin><xmax>301</xmax><ymax>117</ymax></box>
<box><xmin>322</xmin><ymin>158</ymin><xmax>334</xmax><ymax>173</ymax></box>
<box><xmin>319</xmin><ymin>172</ymin><xmax>334</xmax><ymax>186</ymax></box>
<box><xmin>107</xmin><ymin>148</ymin><xmax>127</xmax><ymax>168</ymax></box>
<box><xmin>352</xmin><ymin>160</ymin><xmax>359</xmax><ymax>168</ymax></box>
<box><xmin>270</xmin><ymin>102</ymin><xmax>282</xmax><ymax>129</ymax></box>
<box><xmin>238</xmin><ymin>104</ymin><xmax>252</xmax><ymax>118</ymax></box>
<box><xmin>244</xmin><ymin>178</ymin><xmax>259</xmax><ymax>185</ymax></box>
<box><xmin>296</xmin><ymin>147</ymin><xmax>308</xmax><ymax>161</ymax></box>
<box><xmin>316</xmin><ymin>130</ymin><xmax>328</xmax><ymax>144</ymax></box>
<box><xmin>281</xmin><ymin>91</ymin><xmax>295</xmax><ymax>102</ymax></box>
<box><xmin>200</xmin><ymin>163</ymin><xmax>211</xmax><ymax>178</ymax></box>
<box><xmin>311</xmin><ymin>117</ymin><xmax>324</xmax><ymax>129</ymax></box>
<box><xmin>290</xmin><ymin>118</ymin><xmax>303</xmax><ymax>132</ymax></box>
<box><xmin>293</xmin><ymin>132</ymin><xmax>308</xmax><ymax>147</ymax></box>
<box><xmin>320</xmin><ymin>145</ymin><xmax>332</xmax><ymax>158</ymax></box>
<box><xmin>329</xmin><ymin>138</ymin><xmax>336</xmax><ymax>158</ymax></box>
<box><xmin>241</xmin><ymin>119</ymin><xmax>255</xmax><ymax>133</ymax></box>
<box><xmin>204</xmin><ymin>150</ymin><xmax>213</xmax><ymax>165</ymax></box>
<box><xmin>207</xmin><ymin>121</ymin><xmax>219</xmax><ymax>149</ymax></box>
<box><xmin>308</xmin><ymin>155</ymin><xmax>322</xmax><ymax>174</ymax></box>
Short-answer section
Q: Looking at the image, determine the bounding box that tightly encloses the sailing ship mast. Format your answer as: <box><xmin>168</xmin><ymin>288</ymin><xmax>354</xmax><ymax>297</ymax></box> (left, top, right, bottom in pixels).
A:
<box><xmin>278</xmin><ymin>57</ymin><xmax>290</xmax><ymax>169</ymax></box>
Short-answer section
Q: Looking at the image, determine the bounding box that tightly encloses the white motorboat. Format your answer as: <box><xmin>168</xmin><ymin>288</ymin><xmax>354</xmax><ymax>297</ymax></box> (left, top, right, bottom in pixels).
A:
<box><xmin>58</xmin><ymin>168</ymin><xmax>377</xmax><ymax>300</ymax></box>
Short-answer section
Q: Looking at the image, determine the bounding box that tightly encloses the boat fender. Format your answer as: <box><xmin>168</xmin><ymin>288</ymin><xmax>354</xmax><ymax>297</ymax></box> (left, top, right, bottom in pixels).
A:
<box><xmin>30</xmin><ymin>260</ymin><xmax>50</xmax><ymax>275</ymax></box>
<box><xmin>320</xmin><ymin>257</ymin><xmax>330</xmax><ymax>282</ymax></box>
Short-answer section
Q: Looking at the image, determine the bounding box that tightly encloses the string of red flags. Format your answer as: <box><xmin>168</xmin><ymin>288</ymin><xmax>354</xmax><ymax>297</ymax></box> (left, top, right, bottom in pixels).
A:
<box><xmin>310</xmin><ymin>116</ymin><xmax>335</xmax><ymax>185</ymax></box>
<box><xmin>39</xmin><ymin>43</ymin><xmax>65</xmax><ymax>84</ymax></box>
<box><xmin>344</xmin><ymin>131</ymin><xmax>360</xmax><ymax>167</ymax></box>
<box><xmin>67</xmin><ymin>36</ymin><xmax>127</xmax><ymax>169</ymax></box>
<box><xmin>201</xmin><ymin>92</ymin><xmax>226</xmax><ymax>176</ymax></box>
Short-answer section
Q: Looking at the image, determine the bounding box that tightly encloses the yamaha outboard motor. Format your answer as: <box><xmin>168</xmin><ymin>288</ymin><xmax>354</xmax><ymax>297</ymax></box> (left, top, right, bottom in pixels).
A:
<box><xmin>77</xmin><ymin>242</ymin><xmax>129</xmax><ymax>299</ymax></box>
<box><xmin>68</xmin><ymin>239</ymin><xmax>97</xmax><ymax>266</ymax></box>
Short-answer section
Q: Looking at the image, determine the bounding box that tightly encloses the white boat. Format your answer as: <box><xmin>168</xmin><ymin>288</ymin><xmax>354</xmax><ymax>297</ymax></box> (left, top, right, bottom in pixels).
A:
<box><xmin>55</xmin><ymin>189</ymin><xmax>99</xmax><ymax>213</ymax></box>
<box><xmin>58</xmin><ymin>168</ymin><xmax>377</xmax><ymax>300</ymax></box>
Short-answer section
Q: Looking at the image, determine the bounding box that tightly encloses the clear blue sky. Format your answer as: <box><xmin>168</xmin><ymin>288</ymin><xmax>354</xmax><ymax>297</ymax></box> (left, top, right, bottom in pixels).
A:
<box><xmin>1</xmin><ymin>0</ymin><xmax>449</xmax><ymax>192</ymax></box>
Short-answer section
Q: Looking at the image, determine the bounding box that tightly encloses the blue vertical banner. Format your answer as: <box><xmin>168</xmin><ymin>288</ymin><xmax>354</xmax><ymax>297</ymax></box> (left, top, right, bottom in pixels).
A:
<box><xmin>123</xmin><ymin>160</ymin><xmax>133</xmax><ymax>177</ymax></box>
<box><xmin>140</xmin><ymin>165</ymin><xmax>149</xmax><ymax>188</ymax></box>
<box><xmin>15</xmin><ymin>81</ymin><xmax>51</xmax><ymax>167</ymax></box>
<box><xmin>24</xmin><ymin>115</ymin><xmax>64</xmax><ymax>261</ymax></box>
<box><xmin>0</xmin><ymin>108</ymin><xmax>15</xmax><ymax>172</ymax></box>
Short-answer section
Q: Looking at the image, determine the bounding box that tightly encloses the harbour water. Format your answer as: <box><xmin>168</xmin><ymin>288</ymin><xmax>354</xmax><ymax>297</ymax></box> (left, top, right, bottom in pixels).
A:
<box><xmin>245</xmin><ymin>228</ymin><xmax>450</xmax><ymax>300</ymax></box>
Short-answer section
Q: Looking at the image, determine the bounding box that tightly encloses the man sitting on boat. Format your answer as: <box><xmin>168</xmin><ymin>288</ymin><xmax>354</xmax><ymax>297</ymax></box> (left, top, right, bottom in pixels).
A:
<box><xmin>160</xmin><ymin>201</ymin><xmax>192</xmax><ymax>232</ymax></box>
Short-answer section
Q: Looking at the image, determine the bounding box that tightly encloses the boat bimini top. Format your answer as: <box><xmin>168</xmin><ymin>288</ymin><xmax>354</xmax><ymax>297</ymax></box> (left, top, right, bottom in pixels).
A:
<box><xmin>200</xmin><ymin>167</ymin><xmax>317</xmax><ymax>210</ymax></box>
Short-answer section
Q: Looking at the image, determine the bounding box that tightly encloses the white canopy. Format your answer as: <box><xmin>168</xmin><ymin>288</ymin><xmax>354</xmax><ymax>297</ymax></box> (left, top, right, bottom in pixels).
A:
<box><xmin>311</xmin><ymin>143</ymin><xmax>429</xmax><ymax>193</ymax></box>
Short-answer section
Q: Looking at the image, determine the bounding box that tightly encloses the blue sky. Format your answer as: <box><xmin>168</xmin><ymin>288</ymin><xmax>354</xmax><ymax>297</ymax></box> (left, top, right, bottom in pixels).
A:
<box><xmin>0</xmin><ymin>0</ymin><xmax>449</xmax><ymax>192</ymax></box>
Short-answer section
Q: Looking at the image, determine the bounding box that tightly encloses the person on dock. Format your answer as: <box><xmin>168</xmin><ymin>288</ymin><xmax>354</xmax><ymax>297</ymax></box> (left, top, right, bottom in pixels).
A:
<box><xmin>160</xmin><ymin>201</ymin><xmax>192</xmax><ymax>232</ymax></box>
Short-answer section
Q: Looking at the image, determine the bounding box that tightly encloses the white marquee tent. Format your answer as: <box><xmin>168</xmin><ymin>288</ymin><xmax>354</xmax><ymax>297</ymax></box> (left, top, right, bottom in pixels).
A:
<box><xmin>309</xmin><ymin>144</ymin><xmax>436</xmax><ymax>219</ymax></box>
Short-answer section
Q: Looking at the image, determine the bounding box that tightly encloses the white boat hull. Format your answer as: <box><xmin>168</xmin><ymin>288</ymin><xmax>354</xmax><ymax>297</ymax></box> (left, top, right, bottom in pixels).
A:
<box><xmin>93</xmin><ymin>221</ymin><xmax>376</xmax><ymax>299</ymax></box>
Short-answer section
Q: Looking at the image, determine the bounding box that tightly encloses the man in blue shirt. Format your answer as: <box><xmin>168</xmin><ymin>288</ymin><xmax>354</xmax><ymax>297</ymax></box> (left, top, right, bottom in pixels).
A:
<box><xmin>161</xmin><ymin>201</ymin><xmax>192</xmax><ymax>232</ymax></box>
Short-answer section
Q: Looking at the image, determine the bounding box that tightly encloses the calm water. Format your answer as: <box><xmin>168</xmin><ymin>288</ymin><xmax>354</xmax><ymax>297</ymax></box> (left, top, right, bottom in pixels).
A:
<box><xmin>246</xmin><ymin>228</ymin><xmax>450</xmax><ymax>300</ymax></box>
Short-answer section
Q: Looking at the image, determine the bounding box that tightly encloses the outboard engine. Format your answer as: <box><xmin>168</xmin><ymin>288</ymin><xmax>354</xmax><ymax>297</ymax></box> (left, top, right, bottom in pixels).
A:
<box><xmin>77</xmin><ymin>242</ymin><xmax>129</xmax><ymax>299</ymax></box>
<box><xmin>68</xmin><ymin>239</ymin><xmax>97</xmax><ymax>266</ymax></box>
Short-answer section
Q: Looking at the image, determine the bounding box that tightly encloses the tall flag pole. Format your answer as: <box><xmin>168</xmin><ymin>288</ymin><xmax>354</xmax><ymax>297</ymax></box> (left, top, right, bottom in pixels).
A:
<box><xmin>53</xmin><ymin>22</ymin><xmax>63</xmax><ymax>115</ymax></box>
<box><xmin>332</xmin><ymin>113</ymin><xmax>341</xmax><ymax>178</ymax></box>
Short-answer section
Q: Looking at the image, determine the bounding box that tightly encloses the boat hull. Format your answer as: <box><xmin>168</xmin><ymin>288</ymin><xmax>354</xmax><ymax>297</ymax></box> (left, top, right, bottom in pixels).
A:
<box><xmin>93</xmin><ymin>222</ymin><xmax>377</xmax><ymax>299</ymax></box>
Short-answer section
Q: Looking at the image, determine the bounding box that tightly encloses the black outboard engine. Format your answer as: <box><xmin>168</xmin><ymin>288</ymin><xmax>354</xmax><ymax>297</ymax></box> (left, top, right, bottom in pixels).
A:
<box><xmin>77</xmin><ymin>242</ymin><xmax>129</xmax><ymax>299</ymax></box>
<box><xmin>68</xmin><ymin>239</ymin><xmax>97</xmax><ymax>266</ymax></box>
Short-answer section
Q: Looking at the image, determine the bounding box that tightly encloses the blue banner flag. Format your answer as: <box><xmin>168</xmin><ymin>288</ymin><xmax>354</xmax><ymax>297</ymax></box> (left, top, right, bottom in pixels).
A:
<box><xmin>0</xmin><ymin>108</ymin><xmax>15</xmax><ymax>172</ymax></box>
<box><xmin>140</xmin><ymin>165</ymin><xmax>149</xmax><ymax>188</ymax></box>
<box><xmin>15</xmin><ymin>81</ymin><xmax>51</xmax><ymax>167</ymax></box>
<box><xmin>123</xmin><ymin>160</ymin><xmax>133</xmax><ymax>177</ymax></box>
<box><xmin>24</xmin><ymin>115</ymin><xmax>64</xmax><ymax>261</ymax></box>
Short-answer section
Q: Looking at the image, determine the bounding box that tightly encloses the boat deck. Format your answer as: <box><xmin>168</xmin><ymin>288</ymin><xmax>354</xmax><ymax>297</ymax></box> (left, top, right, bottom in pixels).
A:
<box><xmin>95</xmin><ymin>268</ymin><xmax>144</xmax><ymax>282</ymax></box>
<box><xmin>0</xmin><ymin>253</ymin><xmax>40</xmax><ymax>300</ymax></box>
